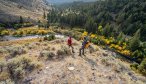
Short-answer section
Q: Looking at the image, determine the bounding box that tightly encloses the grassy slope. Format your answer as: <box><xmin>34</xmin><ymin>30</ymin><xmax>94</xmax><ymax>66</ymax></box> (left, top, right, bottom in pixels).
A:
<box><xmin>0</xmin><ymin>37</ymin><xmax>146</xmax><ymax>83</ymax></box>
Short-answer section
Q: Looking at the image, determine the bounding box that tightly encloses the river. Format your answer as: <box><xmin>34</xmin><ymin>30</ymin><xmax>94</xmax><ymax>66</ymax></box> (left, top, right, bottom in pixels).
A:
<box><xmin>0</xmin><ymin>34</ymin><xmax>65</xmax><ymax>41</ymax></box>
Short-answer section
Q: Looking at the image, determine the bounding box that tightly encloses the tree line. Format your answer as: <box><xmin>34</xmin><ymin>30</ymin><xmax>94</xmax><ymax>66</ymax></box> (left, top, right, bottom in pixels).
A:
<box><xmin>47</xmin><ymin>0</ymin><xmax>146</xmax><ymax>41</ymax></box>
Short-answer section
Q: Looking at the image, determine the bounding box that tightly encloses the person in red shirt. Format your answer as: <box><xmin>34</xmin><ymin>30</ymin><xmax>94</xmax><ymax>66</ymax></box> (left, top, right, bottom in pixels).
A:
<box><xmin>67</xmin><ymin>36</ymin><xmax>74</xmax><ymax>53</ymax></box>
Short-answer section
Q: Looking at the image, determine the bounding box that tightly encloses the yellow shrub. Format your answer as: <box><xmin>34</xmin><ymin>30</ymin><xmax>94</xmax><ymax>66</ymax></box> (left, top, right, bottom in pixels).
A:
<box><xmin>106</xmin><ymin>40</ymin><xmax>110</xmax><ymax>45</ymax></box>
<box><xmin>104</xmin><ymin>39</ymin><xmax>110</xmax><ymax>45</ymax></box>
<box><xmin>37</xmin><ymin>30</ymin><xmax>48</xmax><ymax>35</ymax></box>
<box><xmin>123</xmin><ymin>42</ymin><xmax>127</xmax><ymax>46</ymax></box>
<box><xmin>123</xmin><ymin>45</ymin><xmax>126</xmax><ymax>49</ymax></box>
<box><xmin>118</xmin><ymin>41</ymin><xmax>121</xmax><ymax>45</ymax></box>
<box><xmin>90</xmin><ymin>34</ymin><xmax>96</xmax><ymax>38</ymax></box>
<box><xmin>109</xmin><ymin>37</ymin><xmax>114</xmax><ymax>41</ymax></box>
<box><xmin>117</xmin><ymin>46</ymin><xmax>122</xmax><ymax>51</ymax></box>
<box><xmin>82</xmin><ymin>31</ymin><xmax>88</xmax><ymax>36</ymax></box>
<box><xmin>110</xmin><ymin>44</ymin><xmax>115</xmax><ymax>48</ymax></box>
<box><xmin>99</xmin><ymin>36</ymin><xmax>105</xmax><ymax>40</ymax></box>
<box><xmin>122</xmin><ymin>50</ymin><xmax>131</xmax><ymax>56</ymax></box>
<box><xmin>0</xmin><ymin>30</ymin><xmax>10</xmax><ymax>35</ymax></box>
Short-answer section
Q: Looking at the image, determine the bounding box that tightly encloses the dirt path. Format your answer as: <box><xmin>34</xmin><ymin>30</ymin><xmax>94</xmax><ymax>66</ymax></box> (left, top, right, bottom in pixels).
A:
<box><xmin>22</xmin><ymin>38</ymin><xmax>146</xmax><ymax>84</ymax></box>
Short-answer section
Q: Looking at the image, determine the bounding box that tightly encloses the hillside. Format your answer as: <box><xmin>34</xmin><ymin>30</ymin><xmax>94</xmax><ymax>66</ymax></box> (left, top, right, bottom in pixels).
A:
<box><xmin>0</xmin><ymin>36</ymin><xmax>146</xmax><ymax>83</ymax></box>
<box><xmin>0</xmin><ymin>0</ymin><xmax>146</xmax><ymax>83</ymax></box>
<box><xmin>50</xmin><ymin>0</ymin><xmax>146</xmax><ymax>41</ymax></box>
<box><xmin>23</xmin><ymin>39</ymin><xmax>146</xmax><ymax>84</ymax></box>
<box><xmin>48</xmin><ymin>0</ymin><xmax>96</xmax><ymax>4</ymax></box>
<box><xmin>0</xmin><ymin>0</ymin><xmax>51</xmax><ymax>22</ymax></box>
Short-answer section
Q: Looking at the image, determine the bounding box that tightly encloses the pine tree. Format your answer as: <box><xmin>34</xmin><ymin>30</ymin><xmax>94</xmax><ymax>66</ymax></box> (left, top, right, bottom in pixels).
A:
<box><xmin>43</xmin><ymin>11</ymin><xmax>46</xmax><ymax>19</ymax></box>
<box><xmin>103</xmin><ymin>23</ymin><xmax>110</xmax><ymax>37</ymax></box>
<box><xmin>85</xmin><ymin>18</ymin><xmax>94</xmax><ymax>33</ymax></box>
<box><xmin>37</xmin><ymin>20</ymin><xmax>41</xmax><ymax>28</ymax></box>
<box><xmin>117</xmin><ymin>13</ymin><xmax>125</xmax><ymax>24</ymax></box>
<box><xmin>116</xmin><ymin>32</ymin><xmax>125</xmax><ymax>44</ymax></box>
<box><xmin>19</xmin><ymin>16</ymin><xmax>23</xmax><ymax>24</ymax></box>
<box><xmin>98</xmin><ymin>25</ymin><xmax>103</xmax><ymax>35</ymax></box>
<box><xmin>129</xmin><ymin>29</ymin><xmax>141</xmax><ymax>51</ymax></box>
<box><xmin>93</xmin><ymin>23</ymin><xmax>97</xmax><ymax>33</ymax></box>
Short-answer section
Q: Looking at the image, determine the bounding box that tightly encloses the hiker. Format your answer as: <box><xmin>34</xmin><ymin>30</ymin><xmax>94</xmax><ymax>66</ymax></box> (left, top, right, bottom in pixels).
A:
<box><xmin>79</xmin><ymin>36</ymin><xmax>90</xmax><ymax>56</ymax></box>
<box><xmin>67</xmin><ymin>36</ymin><xmax>74</xmax><ymax>53</ymax></box>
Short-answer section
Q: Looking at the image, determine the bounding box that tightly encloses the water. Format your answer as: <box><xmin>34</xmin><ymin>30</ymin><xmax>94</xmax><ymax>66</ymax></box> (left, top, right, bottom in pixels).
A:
<box><xmin>1</xmin><ymin>34</ymin><xmax>65</xmax><ymax>41</ymax></box>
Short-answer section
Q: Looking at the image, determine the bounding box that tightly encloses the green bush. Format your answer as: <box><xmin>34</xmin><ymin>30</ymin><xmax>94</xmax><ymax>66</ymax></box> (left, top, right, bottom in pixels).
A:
<box><xmin>0</xmin><ymin>30</ymin><xmax>9</xmax><ymax>36</ymax></box>
<box><xmin>98</xmin><ymin>39</ymin><xmax>106</xmax><ymax>45</ymax></box>
<box><xmin>0</xmin><ymin>61</ymin><xmax>6</xmax><ymax>73</ymax></box>
<box><xmin>73</xmin><ymin>34</ymin><xmax>80</xmax><ymax>41</ymax></box>
<box><xmin>130</xmin><ymin>63</ymin><xmax>139</xmax><ymax>70</ymax></box>
<box><xmin>53</xmin><ymin>29</ymin><xmax>62</xmax><ymax>34</ymax></box>
<box><xmin>27</xmin><ymin>44</ymin><xmax>36</xmax><ymax>50</ymax></box>
<box><xmin>0</xmin><ymin>23</ymin><xmax>5</xmax><ymax>28</ymax></box>
<box><xmin>142</xmin><ymin>42</ymin><xmax>146</xmax><ymax>48</ymax></box>
<box><xmin>57</xmin><ymin>49</ymin><xmax>66</xmax><ymax>56</ymax></box>
<box><xmin>57</xmin><ymin>45</ymin><xmax>71</xmax><ymax>56</ymax></box>
<box><xmin>40</xmin><ymin>50</ymin><xmax>55</xmax><ymax>60</ymax></box>
<box><xmin>48</xmin><ymin>31</ymin><xmax>55</xmax><ymax>35</ymax></box>
<box><xmin>49</xmin><ymin>34</ymin><xmax>55</xmax><ymax>40</ymax></box>
<box><xmin>69</xmin><ymin>31</ymin><xmax>82</xmax><ymax>41</ymax></box>
<box><xmin>44</xmin><ymin>34</ymin><xmax>55</xmax><ymax>41</ymax></box>
<box><xmin>14</xmin><ymin>24</ymin><xmax>22</xmax><ymax>29</ymax></box>
<box><xmin>26</xmin><ymin>30</ymin><xmax>31</xmax><ymax>35</ymax></box>
<box><xmin>43</xmin><ymin>36</ymin><xmax>48</xmax><ymax>41</ymax></box>
<box><xmin>12</xmin><ymin>31</ymin><xmax>23</xmax><ymax>37</ymax></box>
<box><xmin>7</xmin><ymin>56</ymin><xmax>42</xmax><ymax>81</ymax></box>
<box><xmin>138</xmin><ymin>59</ymin><xmax>146</xmax><ymax>76</ymax></box>
<box><xmin>63</xmin><ymin>31</ymin><xmax>74</xmax><ymax>36</ymax></box>
<box><xmin>7</xmin><ymin>59</ymin><xmax>20</xmax><ymax>79</ymax></box>
<box><xmin>128</xmin><ymin>29</ymin><xmax>141</xmax><ymax>52</ymax></box>
<box><xmin>144</xmin><ymin>49</ymin><xmax>146</xmax><ymax>55</ymax></box>
<box><xmin>13</xmin><ymin>67</ymin><xmax>25</xmax><ymax>80</ymax></box>
<box><xmin>47</xmin><ymin>52</ymin><xmax>55</xmax><ymax>59</ymax></box>
<box><xmin>132</xmin><ymin>50</ymin><xmax>143</xmax><ymax>62</ymax></box>
<box><xmin>20</xmin><ymin>56</ymin><xmax>41</xmax><ymax>71</ymax></box>
<box><xmin>29</xmin><ymin>31</ymin><xmax>37</xmax><ymax>35</ymax></box>
<box><xmin>116</xmin><ymin>32</ymin><xmax>125</xmax><ymax>44</ymax></box>
<box><xmin>8</xmin><ymin>47</ymin><xmax>27</xmax><ymax>57</ymax></box>
<box><xmin>23</xmin><ymin>22</ymin><xmax>34</xmax><ymax>27</ymax></box>
<box><xmin>91</xmin><ymin>38</ymin><xmax>99</xmax><ymax>44</ymax></box>
<box><xmin>0</xmin><ymin>27</ymin><xmax>4</xmax><ymax>32</ymax></box>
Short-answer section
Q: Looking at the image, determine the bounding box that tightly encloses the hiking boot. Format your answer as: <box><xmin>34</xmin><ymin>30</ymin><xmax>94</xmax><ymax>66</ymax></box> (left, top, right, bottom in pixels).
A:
<box><xmin>82</xmin><ymin>53</ymin><xmax>85</xmax><ymax>55</ymax></box>
<box><xmin>72</xmin><ymin>50</ymin><xmax>75</xmax><ymax>53</ymax></box>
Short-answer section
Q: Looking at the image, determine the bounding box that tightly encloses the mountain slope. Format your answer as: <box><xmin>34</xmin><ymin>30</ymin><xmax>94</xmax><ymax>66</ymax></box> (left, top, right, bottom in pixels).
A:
<box><xmin>0</xmin><ymin>0</ymin><xmax>51</xmax><ymax>22</ymax></box>
<box><xmin>48</xmin><ymin>0</ymin><xmax>96</xmax><ymax>4</ymax></box>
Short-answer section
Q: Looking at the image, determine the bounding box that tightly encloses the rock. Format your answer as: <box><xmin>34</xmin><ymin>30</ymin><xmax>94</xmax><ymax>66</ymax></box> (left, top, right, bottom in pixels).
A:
<box><xmin>46</xmin><ymin>67</ymin><xmax>49</xmax><ymax>69</ymax></box>
<box><xmin>68</xmin><ymin>67</ymin><xmax>75</xmax><ymax>71</ymax></box>
<box><xmin>91</xmin><ymin>65</ymin><xmax>96</xmax><ymax>70</ymax></box>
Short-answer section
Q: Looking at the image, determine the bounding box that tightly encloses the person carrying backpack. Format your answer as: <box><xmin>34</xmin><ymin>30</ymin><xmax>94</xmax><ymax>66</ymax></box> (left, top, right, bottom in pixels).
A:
<box><xmin>67</xmin><ymin>36</ymin><xmax>74</xmax><ymax>53</ymax></box>
<box><xmin>79</xmin><ymin>36</ymin><xmax>89</xmax><ymax>56</ymax></box>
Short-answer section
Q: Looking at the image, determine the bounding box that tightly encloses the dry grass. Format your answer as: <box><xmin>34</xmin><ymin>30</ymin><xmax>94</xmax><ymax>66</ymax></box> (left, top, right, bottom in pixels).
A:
<box><xmin>3</xmin><ymin>55</ymin><xmax>43</xmax><ymax>82</ymax></box>
<box><xmin>0</xmin><ymin>72</ymin><xmax>10</xmax><ymax>81</ymax></box>
<box><xmin>0</xmin><ymin>34</ymin><xmax>145</xmax><ymax>84</ymax></box>
<box><xmin>0</xmin><ymin>38</ymin><xmax>41</xmax><ymax>46</ymax></box>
